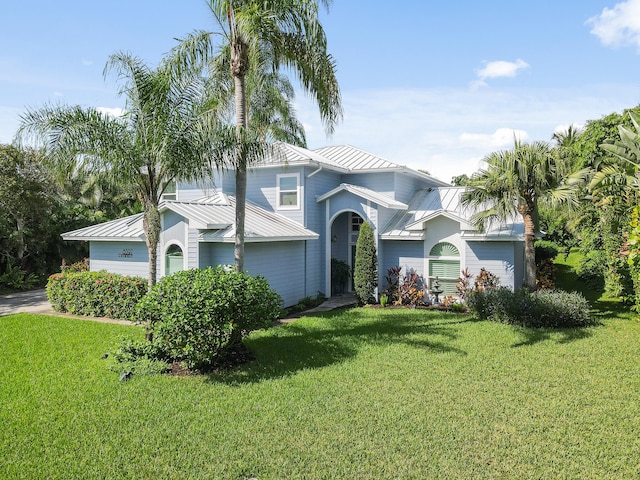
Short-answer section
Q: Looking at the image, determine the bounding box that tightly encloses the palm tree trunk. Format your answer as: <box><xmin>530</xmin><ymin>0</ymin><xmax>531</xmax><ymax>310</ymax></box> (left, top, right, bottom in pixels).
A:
<box><xmin>232</xmin><ymin>39</ymin><xmax>249</xmax><ymax>273</ymax></box>
<box><xmin>522</xmin><ymin>211</ymin><xmax>537</xmax><ymax>290</ymax></box>
<box><xmin>143</xmin><ymin>200</ymin><xmax>160</xmax><ymax>289</ymax></box>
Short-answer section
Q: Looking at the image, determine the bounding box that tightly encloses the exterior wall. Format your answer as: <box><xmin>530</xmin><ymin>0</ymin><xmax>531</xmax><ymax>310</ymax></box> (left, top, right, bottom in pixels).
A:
<box><xmin>160</xmin><ymin>211</ymin><xmax>187</xmax><ymax>277</ymax></box>
<box><xmin>176</xmin><ymin>180</ymin><xmax>217</xmax><ymax>202</ymax></box>
<box><xmin>513</xmin><ymin>241</ymin><xmax>525</xmax><ymax>289</ymax></box>
<box><xmin>393</xmin><ymin>173</ymin><xmax>423</xmax><ymax>204</ymax></box>
<box><xmin>464</xmin><ymin>241</ymin><xmax>516</xmax><ymax>289</ymax></box>
<box><xmin>90</xmin><ymin>241</ymin><xmax>149</xmax><ymax>278</ymax></box>
<box><xmin>246</xmin><ymin>166</ymin><xmax>305</xmax><ymax>225</ymax></box>
<box><xmin>380</xmin><ymin>240</ymin><xmax>424</xmax><ymax>290</ymax></box>
<box><xmin>243</xmin><ymin>241</ymin><xmax>307</xmax><ymax>307</ymax></box>
<box><xmin>306</xmin><ymin>168</ymin><xmax>341</xmax><ymax>296</ymax></box>
<box><xmin>342</xmin><ymin>172</ymin><xmax>395</xmax><ymax>199</ymax></box>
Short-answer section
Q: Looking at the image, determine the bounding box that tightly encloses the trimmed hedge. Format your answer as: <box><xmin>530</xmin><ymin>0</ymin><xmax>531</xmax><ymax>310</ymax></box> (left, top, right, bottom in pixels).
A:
<box><xmin>47</xmin><ymin>271</ymin><xmax>147</xmax><ymax>320</ymax></box>
<box><xmin>466</xmin><ymin>287</ymin><xmax>595</xmax><ymax>328</ymax></box>
<box><xmin>135</xmin><ymin>266</ymin><xmax>282</xmax><ymax>370</ymax></box>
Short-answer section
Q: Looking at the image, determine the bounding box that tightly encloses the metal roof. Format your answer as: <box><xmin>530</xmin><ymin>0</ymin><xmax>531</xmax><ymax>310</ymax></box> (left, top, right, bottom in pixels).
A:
<box><xmin>314</xmin><ymin>145</ymin><xmax>450</xmax><ymax>186</ymax></box>
<box><xmin>62</xmin><ymin>195</ymin><xmax>318</xmax><ymax>243</ymax></box>
<box><xmin>316</xmin><ymin>183</ymin><xmax>408</xmax><ymax>210</ymax></box>
<box><xmin>314</xmin><ymin>145</ymin><xmax>399</xmax><ymax>170</ymax></box>
<box><xmin>381</xmin><ymin>187</ymin><xmax>524</xmax><ymax>240</ymax></box>
<box><xmin>61</xmin><ymin>213</ymin><xmax>145</xmax><ymax>242</ymax></box>
<box><xmin>251</xmin><ymin>142</ymin><xmax>348</xmax><ymax>172</ymax></box>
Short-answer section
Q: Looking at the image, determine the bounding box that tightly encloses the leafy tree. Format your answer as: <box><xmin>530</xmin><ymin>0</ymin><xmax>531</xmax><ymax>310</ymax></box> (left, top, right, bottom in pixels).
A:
<box><xmin>172</xmin><ymin>0</ymin><xmax>342</xmax><ymax>272</ymax></box>
<box><xmin>353</xmin><ymin>222</ymin><xmax>377</xmax><ymax>304</ymax></box>
<box><xmin>451</xmin><ymin>173</ymin><xmax>469</xmax><ymax>186</ymax></box>
<box><xmin>599</xmin><ymin>109</ymin><xmax>640</xmax><ymax>306</ymax></box>
<box><xmin>462</xmin><ymin>140</ymin><xmax>579</xmax><ymax>290</ymax></box>
<box><xmin>0</xmin><ymin>145</ymin><xmax>57</xmax><ymax>278</ymax></box>
<box><xmin>17</xmin><ymin>52</ymin><xmax>220</xmax><ymax>287</ymax></box>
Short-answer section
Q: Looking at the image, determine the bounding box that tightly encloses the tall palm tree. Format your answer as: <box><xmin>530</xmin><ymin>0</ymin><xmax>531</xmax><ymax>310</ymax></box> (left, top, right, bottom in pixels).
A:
<box><xmin>172</xmin><ymin>0</ymin><xmax>342</xmax><ymax>271</ymax></box>
<box><xmin>17</xmin><ymin>52</ymin><xmax>221</xmax><ymax>287</ymax></box>
<box><xmin>461</xmin><ymin>140</ymin><xmax>578</xmax><ymax>290</ymax></box>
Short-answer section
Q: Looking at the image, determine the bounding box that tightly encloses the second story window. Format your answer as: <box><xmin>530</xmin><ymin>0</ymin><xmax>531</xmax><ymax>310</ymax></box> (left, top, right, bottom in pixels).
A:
<box><xmin>161</xmin><ymin>181</ymin><xmax>177</xmax><ymax>201</ymax></box>
<box><xmin>277</xmin><ymin>174</ymin><xmax>300</xmax><ymax>209</ymax></box>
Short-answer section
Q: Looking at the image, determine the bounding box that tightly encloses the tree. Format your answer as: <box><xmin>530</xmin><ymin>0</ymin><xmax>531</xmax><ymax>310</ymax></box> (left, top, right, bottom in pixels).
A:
<box><xmin>461</xmin><ymin>140</ymin><xmax>578</xmax><ymax>290</ymax></box>
<box><xmin>353</xmin><ymin>221</ymin><xmax>377</xmax><ymax>304</ymax></box>
<box><xmin>17</xmin><ymin>52</ymin><xmax>220</xmax><ymax>288</ymax></box>
<box><xmin>0</xmin><ymin>145</ymin><xmax>57</xmax><ymax>277</ymax></box>
<box><xmin>173</xmin><ymin>0</ymin><xmax>342</xmax><ymax>272</ymax></box>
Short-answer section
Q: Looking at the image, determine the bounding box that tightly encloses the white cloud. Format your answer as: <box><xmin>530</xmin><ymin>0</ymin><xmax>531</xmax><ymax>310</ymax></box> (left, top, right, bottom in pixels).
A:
<box><xmin>471</xmin><ymin>59</ymin><xmax>530</xmax><ymax>88</ymax></box>
<box><xmin>459</xmin><ymin>128</ymin><xmax>529</xmax><ymax>149</ymax></box>
<box><xmin>587</xmin><ymin>0</ymin><xmax>640</xmax><ymax>50</ymax></box>
<box><xmin>296</xmin><ymin>84</ymin><xmax>639</xmax><ymax>183</ymax></box>
<box><xmin>82</xmin><ymin>59</ymin><xmax>93</xmax><ymax>66</ymax></box>
<box><xmin>96</xmin><ymin>106</ymin><xmax>124</xmax><ymax>117</ymax></box>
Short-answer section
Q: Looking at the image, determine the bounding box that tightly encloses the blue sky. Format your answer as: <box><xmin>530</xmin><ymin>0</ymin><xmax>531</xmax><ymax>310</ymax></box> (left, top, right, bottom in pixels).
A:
<box><xmin>2</xmin><ymin>1</ymin><xmax>640</xmax><ymax>182</ymax></box>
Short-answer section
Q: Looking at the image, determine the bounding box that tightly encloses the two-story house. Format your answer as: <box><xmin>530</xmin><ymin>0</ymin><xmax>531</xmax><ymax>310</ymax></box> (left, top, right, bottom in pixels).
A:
<box><xmin>62</xmin><ymin>143</ymin><xmax>525</xmax><ymax>306</ymax></box>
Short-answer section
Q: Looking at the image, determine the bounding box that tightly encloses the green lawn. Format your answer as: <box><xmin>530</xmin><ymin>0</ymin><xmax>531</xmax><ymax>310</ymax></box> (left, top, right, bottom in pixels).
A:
<box><xmin>2</xmin><ymin>304</ymin><xmax>640</xmax><ymax>479</ymax></box>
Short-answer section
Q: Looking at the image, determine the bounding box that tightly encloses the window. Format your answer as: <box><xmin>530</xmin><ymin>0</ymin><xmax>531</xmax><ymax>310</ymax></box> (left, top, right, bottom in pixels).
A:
<box><xmin>161</xmin><ymin>181</ymin><xmax>177</xmax><ymax>201</ymax></box>
<box><xmin>165</xmin><ymin>244</ymin><xmax>184</xmax><ymax>276</ymax></box>
<box><xmin>277</xmin><ymin>174</ymin><xmax>299</xmax><ymax>209</ymax></box>
<box><xmin>428</xmin><ymin>242</ymin><xmax>460</xmax><ymax>296</ymax></box>
<box><xmin>351</xmin><ymin>213</ymin><xmax>364</xmax><ymax>232</ymax></box>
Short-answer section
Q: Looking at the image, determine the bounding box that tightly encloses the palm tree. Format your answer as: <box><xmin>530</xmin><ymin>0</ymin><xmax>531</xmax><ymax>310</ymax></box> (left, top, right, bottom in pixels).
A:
<box><xmin>461</xmin><ymin>140</ymin><xmax>578</xmax><ymax>290</ymax></box>
<box><xmin>17</xmin><ymin>52</ymin><xmax>221</xmax><ymax>287</ymax></box>
<box><xmin>172</xmin><ymin>0</ymin><xmax>342</xmax><ymax>271</ymax></box>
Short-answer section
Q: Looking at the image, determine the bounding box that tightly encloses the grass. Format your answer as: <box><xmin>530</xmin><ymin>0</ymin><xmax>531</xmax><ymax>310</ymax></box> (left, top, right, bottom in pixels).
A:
<box><xmin>2</xmin><ymin>301</ymin><xmax>640</xmax><ymax>478</ymax></box>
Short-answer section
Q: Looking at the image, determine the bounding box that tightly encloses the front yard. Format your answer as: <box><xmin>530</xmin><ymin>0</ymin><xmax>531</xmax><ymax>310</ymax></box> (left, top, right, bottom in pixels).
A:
<box><xmin>1</xmin><ymin>303</ymin><xmax>639</xmax><ymax>479</ymax></box>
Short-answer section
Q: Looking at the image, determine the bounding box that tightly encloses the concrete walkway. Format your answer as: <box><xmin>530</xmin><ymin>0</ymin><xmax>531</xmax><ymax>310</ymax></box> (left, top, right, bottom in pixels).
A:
<box><xmin>0</xmin><ymin>289</ymin><xmax>52</xmax><ymax>316</ymax></box>
<box><xmin>304</xmin><ymin>292</ymin><xmax>358</xmax><ymax>313</ymax></box>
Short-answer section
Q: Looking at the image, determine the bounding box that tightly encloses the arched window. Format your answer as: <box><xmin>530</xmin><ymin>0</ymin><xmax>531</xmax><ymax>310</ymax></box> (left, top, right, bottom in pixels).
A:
<box><xmin>165</xmin><ymin>244</ymin><xmax>184</xmax><ymax>276</ymax></box>
<box><xmin>428</xmin><ymin>242</ymin><xmax>460</xmax><ymax>295</ymax></box>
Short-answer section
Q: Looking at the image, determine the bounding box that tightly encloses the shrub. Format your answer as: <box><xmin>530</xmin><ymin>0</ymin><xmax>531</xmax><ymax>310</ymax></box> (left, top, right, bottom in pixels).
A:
<box><xmin>135</xmin><ymin>266</ymin><xmax>282</xmax><ymax>370</ymax></box>
<box><xmin>46</xmin><ymin>270</ymin><xmax>147</xmax><ymax>320</ymax></box>
<box><xmin>0</xmin><ymin>259</ymin><xmax>39</xmax><ymax>291</ymax></box>
<box><xmin>576</xmin><ymin>250</ymin><xmax>605</xmax><ymax>291</ymax></box>
<box><xmin>331</xmin><ymin>258</ymin><xmax>351</xmax><ymax>294</ymax></box>
<box><xmin>466</xmin><ymin>287</ymin><xmax>595</xmax><ymax>328</ymax></box>
<box><xmin>535</xmin><ymin>240</ymin><xmax>560</xmax><ymax>264</ymax></box>
<box><xmin>353</xmin><ymin>222</ymin><xmax>378</xmax><ymax>304</ymax></box>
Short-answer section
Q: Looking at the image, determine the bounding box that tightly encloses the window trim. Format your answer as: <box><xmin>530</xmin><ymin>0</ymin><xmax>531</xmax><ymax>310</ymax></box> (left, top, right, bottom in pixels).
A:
<box><xmin>276</xmin><ymin>173</ymin><xmax>301</xmax><ymax>210</ymax></box>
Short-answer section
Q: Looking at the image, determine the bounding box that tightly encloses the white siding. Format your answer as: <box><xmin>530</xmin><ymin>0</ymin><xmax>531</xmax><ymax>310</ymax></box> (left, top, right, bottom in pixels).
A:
<box><xmin>90</xmin><ymin>242</ymin><xmax>149</xmax><ymax>278</ymax></box>
<box><xmin>465</xmin><ymin>242</ymin><xmax>516</xmax><ymax>289</ymax></box>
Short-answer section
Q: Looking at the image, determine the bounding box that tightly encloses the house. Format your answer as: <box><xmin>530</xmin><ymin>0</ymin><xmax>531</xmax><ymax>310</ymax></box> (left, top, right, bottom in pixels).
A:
<box><xmin>62</xmin><ymin>143</ymin><xmax>525</xmax><ymax>306</ymax></box>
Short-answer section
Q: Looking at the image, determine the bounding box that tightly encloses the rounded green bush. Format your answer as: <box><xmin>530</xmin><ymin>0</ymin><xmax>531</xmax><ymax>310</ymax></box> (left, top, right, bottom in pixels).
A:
<box><xmin>136</xmin><ymin>266</ymin><xmax>282</xmax><ymax>370</ymax></box>
<box><xmin>466</xmin><ymin>287</ymin><xmax>595</xmax><ymax>328</ymax></box>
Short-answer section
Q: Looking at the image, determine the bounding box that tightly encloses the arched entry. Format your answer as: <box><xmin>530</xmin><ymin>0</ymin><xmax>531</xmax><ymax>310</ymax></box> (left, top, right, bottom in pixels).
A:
<box><xmin>330</xmin><ymin>211</ymin><xmax>364</xmax><ymax>294</ymax></box>
<box><xmin>165</xmin><ymin>243</ymin><xmax>184</xmax><ymax>276</ymax></box>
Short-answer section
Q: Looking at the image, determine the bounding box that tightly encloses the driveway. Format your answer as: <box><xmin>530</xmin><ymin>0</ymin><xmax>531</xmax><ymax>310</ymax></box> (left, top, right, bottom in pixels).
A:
<box><xmin>0</xmin><ymin>289</ymin><xmax>53</xmax><ymax>316</ymax></box>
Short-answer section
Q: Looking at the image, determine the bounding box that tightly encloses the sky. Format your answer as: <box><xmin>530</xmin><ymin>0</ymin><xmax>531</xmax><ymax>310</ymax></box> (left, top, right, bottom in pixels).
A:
<box><xmin>2</xmin><ymin>1</ymin><xmax>640</xmax><ymax>183</ymax></box>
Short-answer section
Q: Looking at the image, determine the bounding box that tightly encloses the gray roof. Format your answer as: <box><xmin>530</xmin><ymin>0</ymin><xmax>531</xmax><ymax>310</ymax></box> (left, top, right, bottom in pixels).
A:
<box><xmin>62</xmin><ymin>195</ymin><xmax>318</xmax><ymax>243</ymax></box>
<box><xmin>250</xmin><ymin>142</ymin><xmax>450</xmax><ymax>185</ymax></box>
<box><xmin>381</xmin><ymin>187</ymin><xmax>524</xmax><ymax>240</ymax></box>
<box><xmin>316</xmin><ymin>183</ymin><xmax>408</xmax><ymax>209</ymax></box>
<box><xmin>62</xmin><ymin>213</ymin><xmax>145</xmax><ymax>242</ymax></box>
